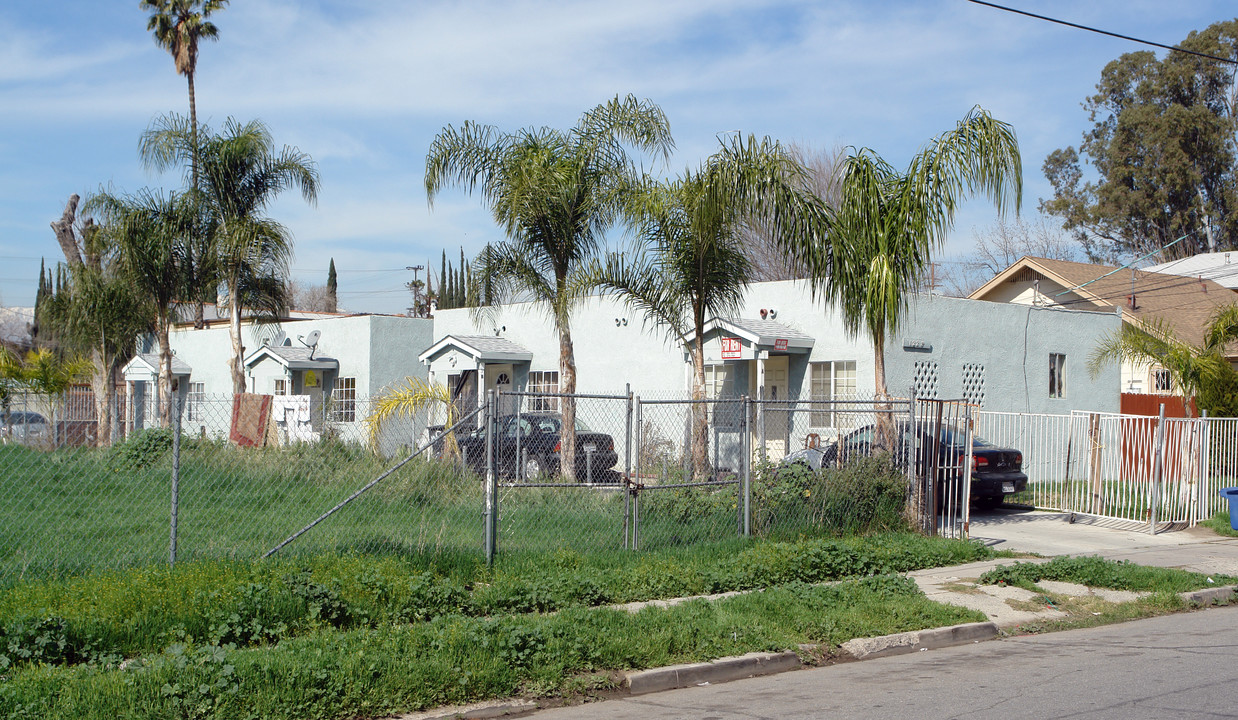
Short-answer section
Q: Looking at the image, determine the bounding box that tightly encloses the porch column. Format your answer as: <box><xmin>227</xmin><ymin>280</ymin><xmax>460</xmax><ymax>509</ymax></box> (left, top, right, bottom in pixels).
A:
<box><xmin>476</xmin><ymin>361</ymin><xmax>487</xmax><ymax>416</ymax></box>
<box><xmin>756</xmin><ymin>350</ymin><xmax>768</xmax><ymax>400</ymax></box>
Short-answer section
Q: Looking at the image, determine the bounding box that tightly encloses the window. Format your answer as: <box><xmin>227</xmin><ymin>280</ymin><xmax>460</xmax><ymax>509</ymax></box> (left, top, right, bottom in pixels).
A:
<box><xmin>273</xmin><ymin>379</ymin><xmax>288</xmax><ymax>396</ymax></box>
<box><xmin>332</xmin><ymin>377</ymin><xmax>356</xmax><ymax>422</ymax></box>
<box><xmin>1049</xmin><ymin>353</ymin><xmax>1066</xmax><ymax>398</ymax></box>
<box><xmin>1153</xmin><ymin>369</ymin><xmax>1171</xmax><ymax>392</ymax></box>
<box><xmin>186</xmin><ymin>382</ymin><xmax>205</xmax><ymax>422</ymax></box>
<box><xmin>704</xmin><ymin>364</ymin><xmax>734</xmax><ymax>399</ymax></box>
<box><xmin>527</xmin><ymin>371</ymin><xmax>559</xmax><ymax>412</ymax></box>
<box><xmin>810</xmin><ymin>361</ymin><xmax>857</xmax><ymax>429</ymax></box>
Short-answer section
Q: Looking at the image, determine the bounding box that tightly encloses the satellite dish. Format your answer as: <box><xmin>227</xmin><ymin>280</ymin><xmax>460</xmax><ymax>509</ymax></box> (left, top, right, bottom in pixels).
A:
<box><xmin>272</xmin><ymin>329</ymin><xmax>288</xmax><ymax>347</ymax></box>
<box><xmin>298</xmin><ymin>329</ymin><xmax>322</xmax><ymax>359</ymax></box>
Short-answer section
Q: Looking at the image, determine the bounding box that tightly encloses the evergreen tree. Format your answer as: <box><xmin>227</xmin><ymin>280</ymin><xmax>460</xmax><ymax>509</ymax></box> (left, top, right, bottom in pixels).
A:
<box><xmin>439</xmin><ymin>251</ymin><xmax>448</xmax><ymax>309</ymax></box>
<box><xmin>326</xmin><ymin>257</ymin><xmax>338</xmax><ymax>312</ymax></box>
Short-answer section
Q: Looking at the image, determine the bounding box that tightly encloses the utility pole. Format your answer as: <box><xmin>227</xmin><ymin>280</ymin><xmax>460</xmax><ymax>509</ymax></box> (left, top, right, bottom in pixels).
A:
<box><xmin>406</xmin><ymin>265</ymin><xmax>425</xmax><ymax>317</ymax></box>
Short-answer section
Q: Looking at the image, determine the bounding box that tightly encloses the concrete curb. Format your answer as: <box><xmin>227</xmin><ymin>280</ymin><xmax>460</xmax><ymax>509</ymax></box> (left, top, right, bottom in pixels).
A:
<box><xmin>1180</xmin><ymin>585</ymin><xmax>1237</xmax><ymax>606</ymax></box>
<box><xmin>625</xmin><ymin>651</ymin><xmax>801</xmax><ymax>695</ymax></box>
<box><xmin>841</xmin><ymin>621</ymin><xmax>999</xmax><ymax>661</ymax></box>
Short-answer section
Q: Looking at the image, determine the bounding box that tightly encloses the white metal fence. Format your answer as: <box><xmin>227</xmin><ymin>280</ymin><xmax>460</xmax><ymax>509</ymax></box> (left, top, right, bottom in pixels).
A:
<box><xmin>975</xmin><ymin>409</ymin><xmax>1236</xmax><ymax>528</ymax></box>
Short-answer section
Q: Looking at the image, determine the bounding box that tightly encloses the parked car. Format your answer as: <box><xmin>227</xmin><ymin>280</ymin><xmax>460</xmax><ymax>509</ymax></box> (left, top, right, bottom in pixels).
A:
<box><xmin>0</xmin><ymin>411</ymin><xmax>50</xmax><ymax>446</ymax></box>
<box><xmin>793</xmin><ymin>421</ymin><xmax>1026</xmax><ymax>509</ymax></box>
<box><xmin>454</xmin><ymin>413</ymin><xmax>619</xmax><ymax>481</ymax></box>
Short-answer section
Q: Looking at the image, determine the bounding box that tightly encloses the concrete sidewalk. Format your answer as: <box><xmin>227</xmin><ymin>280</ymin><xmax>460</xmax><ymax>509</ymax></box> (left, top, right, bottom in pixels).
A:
<box><xmin>907</xmin><ymin>508</ymin><xmax>1238</xmax><ymax>628</ymax></box>
<box><xmin>970</xmin><ymin>507</ymin><xmax>1238</xmax><ymax>576</ymax></box>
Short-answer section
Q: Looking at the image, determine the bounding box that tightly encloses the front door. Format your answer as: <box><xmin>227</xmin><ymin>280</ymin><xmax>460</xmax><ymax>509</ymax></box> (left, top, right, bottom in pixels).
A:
<box><xmin>763</xmin><ymin>356</ymin><xmax>789</xmax><ymax>458</ymax></box>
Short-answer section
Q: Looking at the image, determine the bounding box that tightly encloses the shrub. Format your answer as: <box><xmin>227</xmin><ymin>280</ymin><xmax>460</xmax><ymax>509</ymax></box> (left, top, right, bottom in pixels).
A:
<box><xmin>753</xmin><ymin>456</ymin><xmax>907</xmax><ymax>536</ymax></box>
<box><xmin>107</xmin><ymin>428</ymin><xmax>175</xmax><ymax>469</ymax></box>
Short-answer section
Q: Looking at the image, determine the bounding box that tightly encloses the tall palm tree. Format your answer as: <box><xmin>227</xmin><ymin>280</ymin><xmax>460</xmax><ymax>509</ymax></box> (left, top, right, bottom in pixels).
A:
<box><xmin>143</xmin><ymin>0</ymin><xmax>227</xmax><ymax>330</ymax></box>
<box><xmin>143</xmin><ymin>116</ymin><xmax>319</xmax><ymax>394</ymax></box>
<box><xmin>141</xmin><ymin>0</ymin><xmax>227</xmax><ymax>192</ymax></box>
<box><xmin>594</xmin><ymin>135</ymin><xmax>828</xmax><ymax>477</ymax></box>
<box><xmin>87</xmin><ymin>189</ymin><xmax>202</xmax><ymax>424</ymax></box>
<box><xmin>814</xmin><ymin>107</ymin><xmax>1022</xmax><ymax>402</ymax></box>
<box><xmin>425</xmin><ymin>95</ymin><xmax>674</xmax><ymax>479</ymax></box>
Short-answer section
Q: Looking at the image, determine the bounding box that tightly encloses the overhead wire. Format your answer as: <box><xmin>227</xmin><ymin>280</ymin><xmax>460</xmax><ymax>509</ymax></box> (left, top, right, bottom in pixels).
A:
<box><xmin>967</xmin><ymin>1</ymin><xmax>1238</xmax><ymax>65</ymax></box>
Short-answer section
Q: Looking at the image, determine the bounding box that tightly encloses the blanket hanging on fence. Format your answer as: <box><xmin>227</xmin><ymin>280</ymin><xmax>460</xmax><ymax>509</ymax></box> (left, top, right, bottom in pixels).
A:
<box><xmin>230</xmin><ymin>394</ymin><xmax>274</xmax><ymax>447</ymax></box>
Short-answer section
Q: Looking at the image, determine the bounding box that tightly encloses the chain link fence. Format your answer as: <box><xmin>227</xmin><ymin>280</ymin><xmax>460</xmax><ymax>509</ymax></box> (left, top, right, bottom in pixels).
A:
<box><xmin>1</xmin><ymin>385</ymin><xmax>990</xmax><ymax>583</ymax></box>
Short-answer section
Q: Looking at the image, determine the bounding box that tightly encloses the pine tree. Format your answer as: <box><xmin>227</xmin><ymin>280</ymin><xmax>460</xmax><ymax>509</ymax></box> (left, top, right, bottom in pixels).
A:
<box><xmin>440</xmin><ymin>250</ymin><xmax>448</xmax><ymax>310</ymax></box>
<box><xmin>326</xmin><ymin>258</ymin><xmax>338</xmax><ymax>312</ymax></box>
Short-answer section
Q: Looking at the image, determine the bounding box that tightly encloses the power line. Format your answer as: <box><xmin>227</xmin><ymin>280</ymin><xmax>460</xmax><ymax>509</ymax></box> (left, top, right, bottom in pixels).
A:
<box><xmin>967</xmin><ymin>1</ymin><xmax>1238</xmax><ymax>65</ymax></box>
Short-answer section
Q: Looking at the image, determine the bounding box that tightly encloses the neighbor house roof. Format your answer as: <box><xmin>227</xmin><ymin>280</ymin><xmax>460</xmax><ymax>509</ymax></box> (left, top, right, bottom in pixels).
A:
<box><xmin>1143</xmin><ymin>252</ymin><xmax>1238</xmax><ymax>290</ymax></box>
<box><xmin>970</xmin><ymin>256</ymin><xmax>1237</xmax><ymax>350</ymax></box>
<box><xmin>418</xmin><ymin>335</ymin><xmax>534</xmax><ymax>365</ymax></box>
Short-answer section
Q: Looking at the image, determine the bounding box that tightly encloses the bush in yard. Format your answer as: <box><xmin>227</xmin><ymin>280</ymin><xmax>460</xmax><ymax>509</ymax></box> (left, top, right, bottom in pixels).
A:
<box><xmin>753</xmin><ymin>455</ymin><xmax>907</xmax><ymax>537</ymax></box>
<box><xmin>107</xmin><ymin>427</ymin><xmax>175</xmax><ymax>469</ymax></box>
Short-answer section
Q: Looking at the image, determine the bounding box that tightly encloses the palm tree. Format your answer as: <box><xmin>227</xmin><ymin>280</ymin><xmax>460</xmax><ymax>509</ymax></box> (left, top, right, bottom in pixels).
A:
<box><xmin>142</xmin><ymin>0</ymin><xmax>227</xmax><ymax>191</ymax></box>
<box><xmin>593</xmin><ymin>135</ymin><xmax>828</xmax><ymax>477</ymax></box>
<box><xmin>142</xmin><ymin>116</ymin><xmax>319</xmax><ymax>394</ymax></box>
<box><xmin>367</xmin><ymin>376</ymin><xmax>459</xmax><ymax>457</ymax></box>
<box><xmin>813</xmin><ymin>107</ymin><xmax>1022</xmax><ymax>402</ymax></box>
<box><xmin>87</xmin><ymin>189</ymin><xmax>202</xmax><ymax>424</ymax></box>
<box><xmin>1089</xmin><ymin>305</ymin><xmax>1238</xmax><ymax>417</ymax></box>
<box><xmin>425</xmin><ymin>95</ymin><xmax>674</xmax><ymax>480</ymax></box>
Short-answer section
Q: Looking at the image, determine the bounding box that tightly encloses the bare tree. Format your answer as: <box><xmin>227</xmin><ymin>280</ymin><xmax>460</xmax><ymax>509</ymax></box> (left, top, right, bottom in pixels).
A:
<box><xmin>286</xmin><ymin>279</ymin><xmax>333</xmax><ymax>312</ymax></box>
<box><xmin>937</xmin><ymin>217</ymin><xmax>1079</xmax><ymax>297</ymax></box>
<box><xmin>740</xmin><ymin>143</ymin><xmax>843</xmax><ymax>281</ymax></box>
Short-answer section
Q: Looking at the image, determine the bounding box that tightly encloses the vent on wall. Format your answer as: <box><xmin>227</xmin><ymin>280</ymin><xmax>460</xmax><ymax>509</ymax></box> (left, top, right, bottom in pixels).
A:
<box><xmin>962</xmin><ymin>363</ymin><xmax>985</xmax><ymax>407</ymax></box>
<box><xmin>913</xmin><ymin>360</ymin><xmax>939</xmax><ymax>400</ymax></box>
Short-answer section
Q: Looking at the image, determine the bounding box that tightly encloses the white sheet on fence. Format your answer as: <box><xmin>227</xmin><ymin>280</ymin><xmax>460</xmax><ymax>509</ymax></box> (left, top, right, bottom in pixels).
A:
<box><xmin>271</xmin><ymin>395</ymin><xmax>318</xmax><ymax>443</ymax></box>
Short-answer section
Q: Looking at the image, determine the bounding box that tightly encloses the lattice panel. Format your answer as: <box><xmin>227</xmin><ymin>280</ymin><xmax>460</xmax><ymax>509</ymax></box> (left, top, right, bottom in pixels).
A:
<box><xmin>913</xmin><ymin>360</ymin><xmax>939</xmax><ymax>400</ymax></box>
<box><xmin>962</xmin><ymin>363</ymin><xmax>985</xmax><ymax>407</ymax></box>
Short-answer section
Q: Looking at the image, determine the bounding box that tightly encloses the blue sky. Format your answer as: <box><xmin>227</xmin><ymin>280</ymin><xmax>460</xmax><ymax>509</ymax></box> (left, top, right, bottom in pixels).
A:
<box><xmin>0</xmin><ymin>0</ymin><xmax>1234</xmax><ymax>314</ymax></box>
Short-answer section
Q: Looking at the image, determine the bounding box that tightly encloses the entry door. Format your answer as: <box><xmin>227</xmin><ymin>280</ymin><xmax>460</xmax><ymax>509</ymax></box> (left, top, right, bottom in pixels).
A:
<box><xmin>763</xmin><ymin>356</ymin><xmax>789</xmax><ymax>458</ymax></box>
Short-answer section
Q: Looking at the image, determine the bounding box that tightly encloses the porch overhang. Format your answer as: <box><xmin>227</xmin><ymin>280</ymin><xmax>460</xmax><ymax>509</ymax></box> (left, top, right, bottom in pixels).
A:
<box><xmin>685</xmin><ymin>317</ymin><xmax>815</xmax><ymax>358</ymax></box>
<box><xmin>122</xmin><ymin>353</ymin><xmax>192</xmax><ymax>381</ymax></box>
<box><xmin>418</xmin><ymin>335</ymin><xmax>534</xmax><ymax>366</ymax></box>
<box><xmin>244</xmin><ymin>345</ymin><xmax>338</xmax><ymax>371</ymax></box>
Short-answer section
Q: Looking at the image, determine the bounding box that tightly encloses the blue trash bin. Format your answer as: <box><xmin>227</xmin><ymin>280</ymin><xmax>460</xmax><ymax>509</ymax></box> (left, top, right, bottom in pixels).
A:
<box><xmin>1219</xmin><ymin>487</ymin><xmax>1238</xmax><ymax>530</ymax></box>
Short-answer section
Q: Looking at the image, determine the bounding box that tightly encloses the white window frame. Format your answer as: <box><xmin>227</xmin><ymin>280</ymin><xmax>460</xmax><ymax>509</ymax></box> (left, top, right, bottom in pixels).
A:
<box><xmin>1049</xmin><ymin>353</ymin><xmax>1066</xmax><ymax>398</ymax></box>
<box><xmin>1153</xmin><ymin>368</ymin><xmax>1171</xmax><ymax>393</ymax></box>
<box><xmin>527</xmin><ymin>371</ymin><xmax>559</xmax><ymax>413</ymax></box>
<box><xmin>186</xmin><ymin>382</ymin><xmax>205</xmax><ymax>422</ymax></box>
<box><xmin>273</xmin><ymin>378</ymin><xmax>288</xmax><ymax>396</ymax></box>
<box><xmin>809</xmin><ymin>360</ymin><xmax>857</xmax><ymax>429</ymax></box>
<box><xmin>331</xmin><ymin>376</ymin><xmax>357</xmax><ymax>422</ymax></box>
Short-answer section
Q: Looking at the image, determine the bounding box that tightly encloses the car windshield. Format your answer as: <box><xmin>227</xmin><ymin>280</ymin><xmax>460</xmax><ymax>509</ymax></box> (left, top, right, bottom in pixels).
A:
<box><xmin>934</xmin><ymin>425</ymin><xmax>991</xmax><ymax>447</ymax></box>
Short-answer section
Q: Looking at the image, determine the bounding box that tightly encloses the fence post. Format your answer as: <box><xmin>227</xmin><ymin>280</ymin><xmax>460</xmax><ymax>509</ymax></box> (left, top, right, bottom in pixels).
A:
<box><xmin>484</xmin><ymin>390</ymin><xmax>497</xmax><ymax>565</ymax></box>
<box><xmin>624</xmin><ymin>392</ymin><xmax>636</xmax><ymax>550</ymax></box>
<box><xmin>1149</xmin><ymin>403</ymin><xmax>1167</xmax><ymax>535</ymax></box>
<box><xmin>907</xmin><ymin>385</ymin><xmax>917</xmax><ymax>525</ymax></box>
<box><xmin>169</xmin><ymin>393</ymin><xmax>181</xmax><ymax>566</ymax></box>
<box><xmin>742</xmin><ymin>395</ymin><xmax>751</xmax><ymax>537</ymax></box>
<box><xmin>1197</xmin><ymin>411</ymin><xmax>1210</xmax><ymax>526</ymax></box>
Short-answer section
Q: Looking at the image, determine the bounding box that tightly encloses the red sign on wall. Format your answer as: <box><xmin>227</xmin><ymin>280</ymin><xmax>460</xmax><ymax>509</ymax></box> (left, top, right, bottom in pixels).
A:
<box><xmin>774</xmin><ymin>338</ymin><xmax>788</xmax><ymax>351</ymax></box>
<box><xmin>721</xmin><ymin>337</ymin><xmax>742</xmax><ymax>359</ymax></box>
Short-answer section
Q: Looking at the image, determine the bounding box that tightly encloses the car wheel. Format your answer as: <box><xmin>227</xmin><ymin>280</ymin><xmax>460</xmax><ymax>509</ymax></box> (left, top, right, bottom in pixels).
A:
<box><xmin>523</xmin><ymin>454</ymin><xmax>548</xmax><ymax>480</ymax></box>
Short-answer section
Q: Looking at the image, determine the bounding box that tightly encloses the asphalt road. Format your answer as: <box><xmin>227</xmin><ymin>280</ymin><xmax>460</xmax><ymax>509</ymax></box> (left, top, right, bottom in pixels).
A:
<box><xmin>528</xmin><ymin>605</ymin><xmax>1238</xmax><ymax>720</ymax></box>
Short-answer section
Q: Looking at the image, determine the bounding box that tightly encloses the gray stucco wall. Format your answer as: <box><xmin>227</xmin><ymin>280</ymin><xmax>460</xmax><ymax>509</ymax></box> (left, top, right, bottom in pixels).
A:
<box><xmin>883</xmin><ymin>294</ymin><xmax>1122</xmax><ymax>414</ymax></box>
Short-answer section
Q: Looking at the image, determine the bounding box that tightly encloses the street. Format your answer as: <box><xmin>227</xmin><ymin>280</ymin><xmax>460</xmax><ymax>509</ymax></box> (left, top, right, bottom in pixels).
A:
<box><xmin>528</xmin><ymin>605</ymin><xmax>1238</xmax><ymax>719</ymax></box>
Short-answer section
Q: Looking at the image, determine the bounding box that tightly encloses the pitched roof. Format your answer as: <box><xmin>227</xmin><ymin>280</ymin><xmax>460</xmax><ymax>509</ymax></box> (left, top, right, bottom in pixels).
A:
<box><xmin>1143</xmin><ymin>252</ymin><xmax>1238</xmax><ymax>290</ymax></box>
<box><xmin>418</xmin><ymin>335</ymin><xmax>534</xmax><ymax>364</ymax></box>
<box><xmin>683</xmin><ymin>317</ymin><xmax>815</xmax><ymax>351</ymax></box>
<box><xmin>125</xmin><ymin>354</ymin><xmax>192</xmax><ymax>376</ymax></box>
<box><xmin>971</xmin><ymin>256</ymin><xmax>1237</xmax><ymax>349</ymax></box>
<box><xmin>244</xmin><ymin>345</ymin><xmax>338</xmax><ymax>370</ymax></box>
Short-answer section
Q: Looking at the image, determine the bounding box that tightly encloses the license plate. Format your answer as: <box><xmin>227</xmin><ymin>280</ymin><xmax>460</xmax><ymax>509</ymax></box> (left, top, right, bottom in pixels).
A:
<box><xmin>583</xmin><ymin>443</ymin><xmax>597</xmax><ymax>453</ymax></box>
<box><xmin>1002</xmin><ymin>482</ymin><xmax>1015</xmax><ymax>493</ymax></box>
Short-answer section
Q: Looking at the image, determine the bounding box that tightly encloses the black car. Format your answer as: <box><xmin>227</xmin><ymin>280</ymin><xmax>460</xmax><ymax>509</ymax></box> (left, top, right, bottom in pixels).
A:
<box><xmin>454</xmin><ymin>413</ymin><xmax>619</xmax><ymax>481</ymax></box>
<box><xmin>815</xmin><ymin>421</ymin><xmax>1027</xmax><ymax>509</ymax></box>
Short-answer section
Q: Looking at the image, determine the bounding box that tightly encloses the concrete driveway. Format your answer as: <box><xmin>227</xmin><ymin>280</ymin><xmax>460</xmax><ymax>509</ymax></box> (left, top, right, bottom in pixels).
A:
<box><xmin>968</xmin><ymin>507</ymin><xmax>1238</xmax><ymax>576</ymax></box>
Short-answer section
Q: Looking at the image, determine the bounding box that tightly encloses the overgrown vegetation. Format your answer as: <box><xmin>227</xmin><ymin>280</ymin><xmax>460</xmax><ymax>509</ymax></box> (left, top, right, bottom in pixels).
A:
<box><xmin>0</xmin><ymin>573</ymin><xmax>983</xmax><ymax>720</ymax></box>
<box><xmin>0</xmin><ymin>533</ymin><xmax>993</xmax><ymax>670</ymax></box>
<box><xmin>979</xmin><ymin>555</ymin><xmax>1234</xmax><ymax>593</ymax></box>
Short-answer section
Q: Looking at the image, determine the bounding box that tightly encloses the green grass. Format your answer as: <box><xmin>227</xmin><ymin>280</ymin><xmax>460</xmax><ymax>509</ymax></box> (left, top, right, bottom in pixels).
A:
<box><xmin>0</xmin><ymin>533</ymin><xmax>995</xmax><ymax>667</ymax></box>
<box><xmin>0</xmin><ymin>574</ymin><xmax>984</xmax><ymax>720</ymax></box>
<box><xmin>978</xmin><ymin>555</ymin><xmax>1235</xmax><ymax>593</ymax></box>
<box><xmin>0</xmin><ymin>440</ymin><xmax>911</xmax><ymax>585</ymax></box>
<box><xmin>1201</xmin><ymin>510</ymin><xmax>1238</xmax><ymax>537</ymax></box>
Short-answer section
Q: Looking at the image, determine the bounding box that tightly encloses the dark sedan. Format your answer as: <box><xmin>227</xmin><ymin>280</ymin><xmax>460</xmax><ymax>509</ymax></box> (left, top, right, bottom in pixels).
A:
<box><xmin>456</xmin><ymin>413</ymin><xmax>619</xmax><ymax>482</ymax></box>
<box><xmin>816</xmin><ymin>421</ymin><xmax>1027</xmax><ymax>509</ymax></box>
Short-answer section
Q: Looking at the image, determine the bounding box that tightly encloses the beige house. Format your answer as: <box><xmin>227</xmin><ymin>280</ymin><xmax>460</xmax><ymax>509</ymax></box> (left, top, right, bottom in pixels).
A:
<box><xmin>969</xmin><ymin>256</ymin><xmax>1238</xmax><ymax>394</ymax></box>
